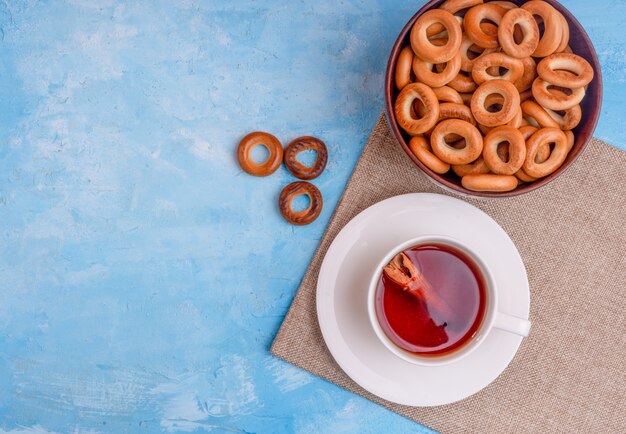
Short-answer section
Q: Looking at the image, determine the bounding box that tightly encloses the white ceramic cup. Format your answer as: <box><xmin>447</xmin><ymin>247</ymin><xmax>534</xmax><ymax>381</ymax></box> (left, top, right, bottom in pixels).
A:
<box><xmin>367</xmin><ymin>234</ymin><xmax>531</xmax><ymax>366</ymax></box>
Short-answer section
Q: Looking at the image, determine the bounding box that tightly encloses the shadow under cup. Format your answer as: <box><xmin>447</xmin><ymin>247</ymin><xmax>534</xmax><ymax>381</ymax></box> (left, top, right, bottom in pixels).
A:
<box><xmin>367</xmin><ymin>235</ymin><xmax>531</xmax><ymax>367</ymax></box>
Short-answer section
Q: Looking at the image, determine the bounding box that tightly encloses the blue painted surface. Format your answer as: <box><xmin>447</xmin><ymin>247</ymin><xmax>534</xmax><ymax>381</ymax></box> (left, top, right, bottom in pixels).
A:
<box><xmin>0</xmin><ymin>1</ymin><xmax>624</xmax><ymax>433</ymax></box>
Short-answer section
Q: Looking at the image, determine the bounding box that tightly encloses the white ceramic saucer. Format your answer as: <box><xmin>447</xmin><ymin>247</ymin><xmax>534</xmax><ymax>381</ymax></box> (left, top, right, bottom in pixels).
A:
<box><xmin>316</xmin><ymin>193</ymin><xmax>530</xmax><ymax>406</ymax></box>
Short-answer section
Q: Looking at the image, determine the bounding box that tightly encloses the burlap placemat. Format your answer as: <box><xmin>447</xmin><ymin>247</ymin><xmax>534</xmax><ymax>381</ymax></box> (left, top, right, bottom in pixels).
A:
<box><xmin>271</xmin><ymin>114</ymin><xmax>626</xmax><ymax>433</ymax></box>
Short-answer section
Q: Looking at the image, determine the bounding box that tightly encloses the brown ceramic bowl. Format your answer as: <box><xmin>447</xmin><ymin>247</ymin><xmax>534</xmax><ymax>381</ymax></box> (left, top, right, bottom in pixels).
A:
<box><xmin>384</xmin><ymin>0</ymin><xmax>602</xmax><ymax>198</ymax></box>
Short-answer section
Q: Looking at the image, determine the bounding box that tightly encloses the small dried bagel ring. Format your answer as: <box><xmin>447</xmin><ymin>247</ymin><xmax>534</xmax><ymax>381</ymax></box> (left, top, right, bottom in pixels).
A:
<box><xmin>425</xmin><ymin>0</ymin><xmax>482</xmax><ymax>36</ymax></box>
<box><xmin>459</xmin><ymin>36</ymin><xmax>477</xmax><ymax>72</ymax></box>
<box><xmin>462</xmin><ymin>174</ymin><xmax>518</xmax><ymax>192</ymax></box>
<box><xmin>464</xmin><ymin>4</ymin><xmax>506</xmax><ymax>49</ymax></box>
<box><xmin>426</xmin><ymin>0</ymin><xmax>480</xmax><ymax>35</ymax></box>
<box><xmin>237</xmin><ymin>131</ymin><xmax>283</xmax><ymax>177</ymax></box>
<box><xmin>514</xmin><ymin>57</ymin><xmax>537</xmax><ymax>92</ymax></box>
<box><xmin>412</xmin><ymin>52</ymin><xmax>462</xmax><ymax>88</ymax></box>
<box><xmin>429</xmin><ymin>35</ymin><xmax>449</xmax><ymax>46</ymax></box>
<box><xmin>440</xmin><ymin>0</ymin><xmax>483</xmax><ymax>14</ymax></box>
<box><xmin>482</xmin><ymin>93</ymin><xmax>505</xmax><ymax>111</ymax></box>
<box><xmin>409</xmin><ymin>136</ymin><xmax>450</xmax><ymax>174</ymax></box>
<box><xmin>477</xmin><ymin>94</ymin><xmax>522</xmax><ymax>133</ymax></box>
<box><xmin>498</xmin><ymin>8</ymin><xmax>539</xmax><ymax>58</ymax></box>
<box><xmin>508</xmin><ymin>107</ymin><xmax>523</xmax><ymax>128</ymax></box>
<box><xmin>564</xmin><ymin>129</ymin><xmax>575</xmax><ymax>152</ymax></box>
<box><xmin>544</xmin><ymin>103</ymin><xmax>582</xmax><ymax>130</ymax></box>
<box><xmin>521</xmin><ymin>100</ymin><xmax>560</xmax><ymax>128</ymax></box>
<box><xmin>519</xmin><ymin>125</ymin><xmax>538</xmax><ymax>140</ymax></box>
<box><xmin>523</xmin><ymin>127</ymin><xmax>568</xmax><ymax>178</ymax></box>
<box><xmin>283</xmin><ymin>136</ymin><xmax>328</xmax><ymax>180</ymax></box>
<box><xmin>478</xmin><ymin>115</ymin><xmax>521</xmax><ymax>135</ymax></box>
<box><xmin>433</xmin><ymin>86</ymin><xmax>464</xmax><ymax>104</ymax></box>
<box><xmin>459</xmin><ymin>36</ymin><xmax>498</xmax><ymax>72</ymax></box>
<box><xmin>411</xmin><ymin>9</ymin><xmax>462</xmax><ymax>64</ymax></box>
<box><xmin>519</xmin><ymin>89</ymin><xmax>534</xmax><ymax>103</ymax></box>
<box><xmin>430</xmin><ymin>119</ymin><xmax>483</xmax><ymax>165</ymax></box>
<box><xmin>515</xmin><ymin>125</ymin><xmax>543</xmax><ymax>183</ymax></box>
<box><xmin>532</xmin><ymin>78</ymin><xmax>585</xmax><ymax>110</ymax></box>
<box><xmin>278</xmin><ymin>181</ymin><xmax>323</xmax><ymax>225</ymax></box>
<box><xmin>448</xmin><ymin>71</ymin><xmax>478</xmax><ymax>93</ymax></box>
<box><xmin>515</xmin><ymin>169</ymin><xmax>538</xmax><ymax>183</ymax></box>
<box><xmin>480</xmin><ymin>22</ymin><xmax>499</xmax><ymax>38</ymax></box>
<box><xmin>521</xmin><ymin>1</ymin><xmax>562</xmax><ymax>57</ymax></box>
<box><xmin>438</xmin><ymin>102</ymin><xmax>476</xmax><ymax>125</ymax></box>
<box><xmin>460</xmin><ymin>92</ymin><xmax>473</xmax><ymax>106</ymax></box>
<box><xmin>519</xmin><ymin>125</ymin><xmax>550</xmax><ymax>164</ymax></box>
<box><xmin>415</xmin><ymin>87</ymin><xmax>463</xmax><ymax>119</ymax></box>
<box><xmin>452</xmin><ymin>157</ymin><xmax>490</xmax><ymax>177</ymax></box>
<box><xmin>426</xmin><ymin>102</ymin><xmax>476</xmax><ymax>137</ymax></box>
<box><xmin>477</xmin><ymin>123</ymin><xmax>491</xmax><ymax>135</ymax></box>
<box><xmin>471</xmin><ymin>80</ymin><xmax>520</xmax><ymax>127</ymax></box>
<box><xmin>490</xmin><ymin>1</ymin><xmax>517</xmax><ymax>10</ymax></box>
<box><xmin>471</xmin><ymin>53</ymin><xmax>524</xmax><ymax>85</ymax></box>
<box><xmin>395</xmin><ymin>46</ymin><xmax>414</xmax><ymax>90</ymax></box>
<box><xmin>537</xmin><ymin>53</ymin><xmax>594</xmax><ymax>89</ymax></box>
<box><xmin>482</xmin><ymin>126</ymin><xmax>526</xmax><ymax>175</ymax></box>
<box><xmin>394</xmin><ymin>83</ymin><xmax>440</xmax><ymax>135</ymax></box>
<box><xmin>555</xmin><ymin>11</ymin><xmax>570</xmax><ymax>53</ymax></box>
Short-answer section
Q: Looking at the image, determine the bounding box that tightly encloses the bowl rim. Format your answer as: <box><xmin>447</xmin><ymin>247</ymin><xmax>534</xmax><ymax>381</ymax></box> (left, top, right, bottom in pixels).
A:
<box><xmin>384</xmin><ymin>0</ymin><xmax>603</xmax><ymax>198</ymax></box>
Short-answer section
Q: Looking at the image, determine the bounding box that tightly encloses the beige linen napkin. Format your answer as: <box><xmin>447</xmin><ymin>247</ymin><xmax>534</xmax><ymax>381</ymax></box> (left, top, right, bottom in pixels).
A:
<box><xmin>271</xmin><ymin>114</ymin><xmax>626</xmax><ymax>433</ymax></box>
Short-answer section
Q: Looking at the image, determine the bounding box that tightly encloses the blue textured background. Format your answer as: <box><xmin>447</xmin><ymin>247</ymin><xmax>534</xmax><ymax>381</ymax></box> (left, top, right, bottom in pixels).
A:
<box><xmin>0</xmin><ymin>1</ymin><xmax>624</xmax><ymax>433</ymax></box>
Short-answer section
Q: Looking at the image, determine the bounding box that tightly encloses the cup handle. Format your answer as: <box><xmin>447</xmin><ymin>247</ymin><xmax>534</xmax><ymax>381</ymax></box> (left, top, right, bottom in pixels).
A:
<box><xmin>493</xmin><ymin>312</ymin><xmax>531</xmax><ymax>337</ymax></box>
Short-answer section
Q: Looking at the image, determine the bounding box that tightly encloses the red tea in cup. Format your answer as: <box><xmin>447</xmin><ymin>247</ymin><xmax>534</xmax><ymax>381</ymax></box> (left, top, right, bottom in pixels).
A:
<box><xmin>375</xmin><ymin>243</ymin><xmax>486</xmax><ymax>356</ymax></box>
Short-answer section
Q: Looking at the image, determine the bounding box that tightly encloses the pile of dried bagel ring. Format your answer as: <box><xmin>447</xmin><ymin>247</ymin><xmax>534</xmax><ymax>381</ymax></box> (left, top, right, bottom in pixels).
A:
<box><xmin>237</xmin><ymin>132</ymin><xmax>328</xmax><ymax>225</ymax></box>
<box><xmin>393</xmin><ymin>0</ymin><xmax>594</xmax><ymax>192</ymax></box>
